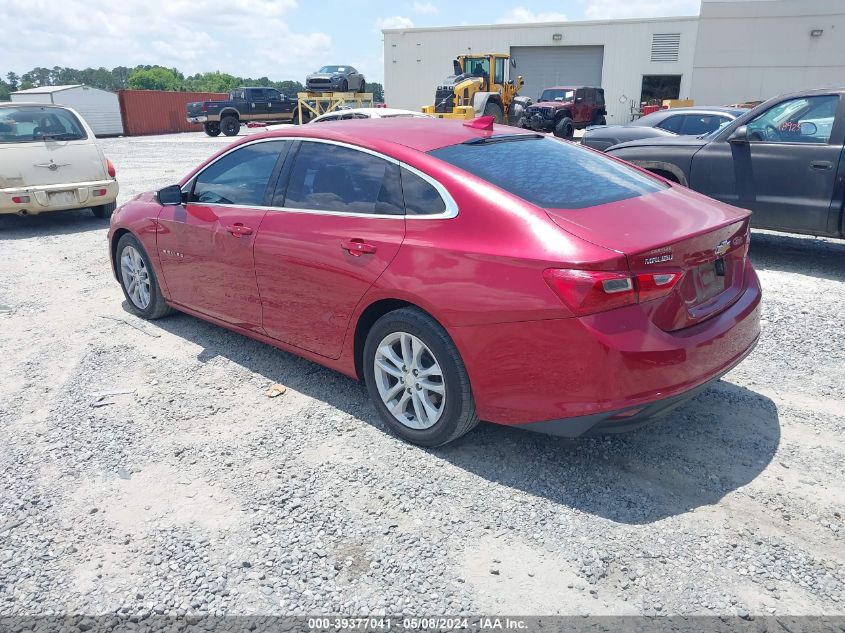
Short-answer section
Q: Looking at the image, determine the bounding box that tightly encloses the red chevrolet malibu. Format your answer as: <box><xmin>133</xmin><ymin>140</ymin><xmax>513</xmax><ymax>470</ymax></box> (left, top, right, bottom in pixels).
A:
<box><xmin>108</xmin><ymin>118</ymin><xmax>761</xmax><ymax>446</ymax></box>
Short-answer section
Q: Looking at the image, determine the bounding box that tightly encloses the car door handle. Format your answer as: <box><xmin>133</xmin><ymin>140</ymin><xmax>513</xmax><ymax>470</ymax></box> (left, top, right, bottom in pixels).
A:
<box><xmin>810</xmin><ymin>161</ymin><xmax>833</xmax><ymax>171</ymax></box>
<box><xmin>226</xmin><ymin>223</ymin><xmax>253</xmax><ymax>237</ymax></box>
<box><xmin>341</xmin><ymin>239</ymin><xmax>377</xmax><ymax>256</ymax></box>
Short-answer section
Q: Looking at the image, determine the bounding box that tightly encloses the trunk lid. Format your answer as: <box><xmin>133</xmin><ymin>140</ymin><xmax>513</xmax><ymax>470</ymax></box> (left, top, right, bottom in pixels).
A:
<box><xmin>0</xmin><ymin>138</ymin><xmax>107</xmax><ymax>188</ymax></box>
<box><xmin>186</xmin><ymin>102</ymin><xmax>206</xmax><ymax>117</ymax></box>
<box><xmin>546</xmin><ymin>186</ymin><xmax>751</xmax><ymax>331</ymax></box>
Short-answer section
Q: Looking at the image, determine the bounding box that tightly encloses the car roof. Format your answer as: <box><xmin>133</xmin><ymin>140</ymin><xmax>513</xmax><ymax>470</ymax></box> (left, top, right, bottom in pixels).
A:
<box><xmin>249</xmin><ymin>117</ymin><xmax>537</xmax><ymax>154</ymax></box>
<box><xmin>544</xmin><ymin>86</ymin><xmax>599</xmax><ymax>91</ymax></box>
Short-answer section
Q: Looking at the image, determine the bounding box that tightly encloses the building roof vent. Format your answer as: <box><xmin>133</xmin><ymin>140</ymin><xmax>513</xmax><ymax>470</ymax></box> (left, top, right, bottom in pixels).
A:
<box><xmin>651</xmin><ymin>33</ymin><xmax>681</xmax><ymax>62</ymax></box>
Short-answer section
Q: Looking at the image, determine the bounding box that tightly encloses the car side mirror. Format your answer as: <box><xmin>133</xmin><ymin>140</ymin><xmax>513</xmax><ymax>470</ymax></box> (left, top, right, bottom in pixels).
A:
<box><xmin>158</xmin><ymin>184</ymin><xmax>183</xmax><ymax>206</ymax></box>
<box><xmin>728</xmin><ymin>125</ymin><xmax>749</xmax><ymax>144</ymax></box>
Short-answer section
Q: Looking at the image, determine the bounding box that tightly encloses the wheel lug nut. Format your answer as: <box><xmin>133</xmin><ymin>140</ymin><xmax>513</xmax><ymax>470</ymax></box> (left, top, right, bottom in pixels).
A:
<box><xmin>402</xmin><ymin>366</ymin><xmax>408</xmax><ymax>372</ymax></box>
<box><xmin>406</xmin><ymin>388</ymin><xmax>412</xmax><ymax>394</ymax></box>
<box><xmin>415</xmin><ymin>384</ymin><xmax>422</xmax><ymax>390</ymax></box>
<box><xmin>413</xmin><ymin>369</ymin><xmax>419</xmax><ymax>376</ymax></box>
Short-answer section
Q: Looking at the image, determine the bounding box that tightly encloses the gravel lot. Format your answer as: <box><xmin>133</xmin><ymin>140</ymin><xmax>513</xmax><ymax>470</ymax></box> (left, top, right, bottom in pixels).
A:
<box><xmin>0</xmin><ymin>131</ymin><xmax>843</xmax><ymax>619</ymax></box>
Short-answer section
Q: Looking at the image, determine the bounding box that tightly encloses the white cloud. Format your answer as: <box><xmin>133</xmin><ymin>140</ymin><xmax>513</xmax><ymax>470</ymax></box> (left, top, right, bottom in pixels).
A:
<box><xmin>583</xmin><ymin>0</ymin><xmax>701</xmax><ymax>19</ymax></box>
<box><xmin>412</xmin><ymin>2</ymin><xmax>438</xmax><ymax>14</ymax></box>
<box><xmin>1</xmin><ymin>0</ymin><xmax>332</xmax><ymax>81</ymax></box>
<box><xmin>375</xmin><ymin>15</ymin><xmax>415</xmax><ymax>30</ymax></box>
<box><xmin>496</xmin><ymin>7</ymin><xmax>568</xmax><ymax>24</ymax></box>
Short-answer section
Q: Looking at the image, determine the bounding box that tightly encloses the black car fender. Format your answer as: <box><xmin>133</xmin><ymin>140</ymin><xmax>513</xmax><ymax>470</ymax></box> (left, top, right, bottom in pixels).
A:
<box><xmin>606</xmin><ymin>145</ymin><xmax>698</xmax><ymax>186</ymax></box>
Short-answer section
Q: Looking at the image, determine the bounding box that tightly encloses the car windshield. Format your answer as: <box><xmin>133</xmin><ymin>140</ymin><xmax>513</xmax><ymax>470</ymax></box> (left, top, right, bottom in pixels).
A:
<box><xmin>540</xmin><ymin>89</ymin><xmax>575</xmax><ymax>102</ymax></box>
<box><xmin>430</xmin><ymin>136</ymin><xmax>665</xmax><ymax>209</ymax></box>
<box><xmin>319</xmin><ymin>66</ymin><xmax>346</xmax><ymax>73</ymax></box>
<box><xmin>0</xmin><ymin>106</ymin><xmax>87</xmax><ymax>143</ymax></box>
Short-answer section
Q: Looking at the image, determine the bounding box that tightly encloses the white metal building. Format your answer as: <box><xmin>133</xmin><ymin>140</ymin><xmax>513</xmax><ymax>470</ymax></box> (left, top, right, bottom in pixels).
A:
<box><xmin>383</xmin><ymin>0</ymin><xmax>845</xmax><ymax>124</ymax></box>
<box><xmin>10</xmin><ymin>85</ymin><xmax>124</xmax><ymax>136</ymax></box>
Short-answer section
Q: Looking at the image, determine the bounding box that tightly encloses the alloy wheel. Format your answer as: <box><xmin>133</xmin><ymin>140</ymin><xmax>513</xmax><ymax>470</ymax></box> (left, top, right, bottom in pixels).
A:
<box><xmin>373</xmin><ymin>332</ymin><xmax>446</xmax><ymax>430</ymax></box>
<box><xmin>120</xmin><ymin>245</ymin><xmax>151</xmax><ymax>310</ymax></box>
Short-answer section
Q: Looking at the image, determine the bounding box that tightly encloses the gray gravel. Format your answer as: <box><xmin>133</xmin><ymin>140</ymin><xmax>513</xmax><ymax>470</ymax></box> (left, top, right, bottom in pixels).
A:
<box><xmin>0</xmin><ymin>131</ymin><xmax>843</xmax><ymax>618</ymax></box>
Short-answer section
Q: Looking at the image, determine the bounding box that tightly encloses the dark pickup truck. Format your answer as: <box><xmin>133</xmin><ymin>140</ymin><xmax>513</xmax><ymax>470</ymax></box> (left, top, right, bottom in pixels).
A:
<box><xmin>187</xmin><ymin>87</ymin><xmax>301</xmax><ymax>137</ymax></box>
<box><xmin>607</xmin><ymin>88</ymin><xmax>845</xmax><ymax>239</ymax></box>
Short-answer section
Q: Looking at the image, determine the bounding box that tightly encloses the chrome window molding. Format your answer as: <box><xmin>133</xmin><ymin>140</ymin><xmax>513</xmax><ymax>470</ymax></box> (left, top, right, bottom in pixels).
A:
<box><xmin>182</xmin><ymin>135</ymin><xmax>459</xmax><ymax>220</ymax></box>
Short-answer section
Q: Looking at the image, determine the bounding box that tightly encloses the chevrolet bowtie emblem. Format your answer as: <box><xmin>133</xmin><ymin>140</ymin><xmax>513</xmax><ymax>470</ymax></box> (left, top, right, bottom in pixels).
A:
<box><xmin>714</xmin><ymin>239</ymin><xmax>731</xmax><ymax>257</ymax></box>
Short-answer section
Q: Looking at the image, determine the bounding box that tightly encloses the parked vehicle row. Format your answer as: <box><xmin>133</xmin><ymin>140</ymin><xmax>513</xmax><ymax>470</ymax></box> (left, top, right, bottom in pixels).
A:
<box><xmin>107</xmin><ymin>118</ymin><xmax>762</xmax><ymax>447</ymax></box>
<box><xmin>604</xmin><ymin>88</ymin><xmax>845</xmax><ymax>239</ymax></box>
<box><xmin>0</xmin><ymin>103</ymin><xmax>118</xmax><ymax>217</ymax></box>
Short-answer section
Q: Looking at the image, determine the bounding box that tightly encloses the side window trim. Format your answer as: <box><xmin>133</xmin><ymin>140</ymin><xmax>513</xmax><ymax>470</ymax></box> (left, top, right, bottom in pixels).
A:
<box><xmin>266</xmin><ymin>137</ymin><xmax>458</xmax><ymax>219</ymax></box>
<box><xmin>181</xmin><ymin>138</ymin><xmax>291</xmax><ymax>207</ymax></box>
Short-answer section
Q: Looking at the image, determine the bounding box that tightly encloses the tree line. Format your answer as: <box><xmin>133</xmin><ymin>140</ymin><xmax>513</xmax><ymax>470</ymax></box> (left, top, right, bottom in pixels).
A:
<box><xmin>0</xmin><ymin>66</ymin><xmax>385</xmax><ymax>102</ymax></box>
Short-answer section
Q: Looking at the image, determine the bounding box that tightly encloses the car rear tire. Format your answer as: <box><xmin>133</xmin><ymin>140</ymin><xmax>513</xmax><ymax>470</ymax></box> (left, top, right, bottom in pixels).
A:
<box><xmin>115</xmin><ymin>233</ymin><xmax>174</xmax><ymax>320</ymax></box>
<box><xmin>554</xmin><ymin>116</ymin><xmax>575</xmax><ymax>140</ymax></box>
<box><xmin>204</xmin><ymin>122</ymin><xmax>221</xmax><ymax>137</ymax></box>
<box><xmin>363</xmin><ymin>307</ymin><xmax>479</xmax><ymax>447</ymax></box>
<box><xmin>220</xmin><ymin>116</ymin><xmax>240</xmax><ymax>136</ymax></box>
<box><xmin>91</xmin><ymin>201</ymin><xmax>116</xmax><ymax>219</ymax></box>
<box><xmin>359</xmin><ymin>79</ymin><xmax>366</xmax><ymax>94</ymax></box>
<box><xmin>483</xmin><ymin>102</ymin><xmax>504</xmax><ymax>124</ymax></box>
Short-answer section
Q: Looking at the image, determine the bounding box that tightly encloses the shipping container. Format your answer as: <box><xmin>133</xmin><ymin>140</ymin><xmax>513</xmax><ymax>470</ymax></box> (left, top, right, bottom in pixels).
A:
<box><xmin>118</xmin><ymin>90</ymin><xmax>228</xmax><ymax>136</ymax></box>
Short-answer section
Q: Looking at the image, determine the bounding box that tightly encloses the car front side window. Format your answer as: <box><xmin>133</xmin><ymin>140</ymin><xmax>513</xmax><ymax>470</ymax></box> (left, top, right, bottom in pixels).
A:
<box><xmin>282</xmin><ymin>142</ymin><xmax>404</xmax><ymax>215</ymax></box>
<box><xmin>190</xmin><ymin>141</ymin><xmax>288</xmax><ymax>206</ymax></box>
<box><xmin>656</xmin><ymin>115</ymin><xmax>684</xmax><ymax>134</ymax></box>
<box><xmin>746</xmin><ymin>95</ymin><xmax>839</xmax><ymax>143</ymax></box>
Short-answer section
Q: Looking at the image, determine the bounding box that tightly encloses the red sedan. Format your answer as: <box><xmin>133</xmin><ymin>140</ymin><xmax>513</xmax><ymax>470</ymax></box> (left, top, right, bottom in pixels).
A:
<box><xmin>108</xmin><ymin>118</ymin><xmax>761</xmax><ymax>446</ymax></box>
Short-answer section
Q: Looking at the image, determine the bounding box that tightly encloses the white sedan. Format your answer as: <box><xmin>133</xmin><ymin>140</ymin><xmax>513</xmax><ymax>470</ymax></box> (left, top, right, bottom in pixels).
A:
<box><xmin>0</xmin><ymin>103</ymin><xmax>118</xmax><ymax>218</ymax></box>
<box><xmin>308</xmin><ymin>107</ymin><xmax>431</xmax><ymax>124</ymax></box>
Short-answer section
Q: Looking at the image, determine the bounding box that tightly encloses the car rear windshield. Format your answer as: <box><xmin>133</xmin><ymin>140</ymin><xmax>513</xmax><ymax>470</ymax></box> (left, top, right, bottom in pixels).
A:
<box><xmin>429</xmin><ymin>136</ymin><xmax>665</xmax><ymax>209</ymax></box>
<box><xmin>0</xmin><ymin>106</ymin><xmax>87</xmax><ymax>143</ymax></box>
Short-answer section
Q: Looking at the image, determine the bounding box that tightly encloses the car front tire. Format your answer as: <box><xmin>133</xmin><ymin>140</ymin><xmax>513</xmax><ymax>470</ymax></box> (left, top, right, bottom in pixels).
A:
<box><xmin>91</xmin><ymin>201</ymin><xmax>116</xmax><ymax>219</ymax></box>
<box><xmin>115</xmin><ymin>233</ymin><xmax>174</xmax><ymax>320</ymax></box>
<box><xmin>554</xmin><ymin>116</ymin><xmax>575</xmax><ymax>140</ymax></box>
<box><xmin>363</xmin><ymin>307</ymin><xmax>479</xmax><ymax>447</ymax></box>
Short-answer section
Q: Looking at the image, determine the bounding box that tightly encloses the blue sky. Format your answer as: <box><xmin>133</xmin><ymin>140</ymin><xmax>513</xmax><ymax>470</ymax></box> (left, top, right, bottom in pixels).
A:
<box><xmin>2</xmin><ymin>0</ymin><xmax>701</xmax><ymax>84</ymax></box>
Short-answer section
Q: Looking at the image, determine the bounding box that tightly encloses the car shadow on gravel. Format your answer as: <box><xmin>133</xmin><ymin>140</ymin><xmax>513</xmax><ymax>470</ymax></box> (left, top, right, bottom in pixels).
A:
<box><xmin>749</xmin><ymin>231</ymin><xmax>845</xmax><ymax>282</ymax></box>
<box><xmin>0</xmin><ymin>209</ymin><xmax>108</xmax><ymax>239</ymax></box>
<box><xmin>436</xmin><ymin>380</ymin><xmax>780</xmax><ymax>524</ymax></box>
<box><xmin>148</xmin><ymin>308</ymin><xmax>779</xmax><ymax>526</ymax></box>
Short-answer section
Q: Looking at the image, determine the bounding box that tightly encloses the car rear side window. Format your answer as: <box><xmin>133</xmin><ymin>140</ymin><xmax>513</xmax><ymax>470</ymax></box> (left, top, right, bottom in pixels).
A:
<box><xmin>0</xmin><ymin>106</ymin><xmax>87</xmax><ymax>143</ymax></box>
<box><xmin>429</xmin><ymin>136</ymin><xmax>665</xmax><ymax>209</ymax></box>
<box><xmin>400</xmin><ymin>167</ymin><xmax>446</xmax><ymax>215</ymax></box>
<box><xmin>283</xmin><ymin>142</ymin><xmax>404</xmax><ymax>215</ymax></box>
<box><xmin>190</xmin><ymin>140</ymin><xmax>289</xmax><ymax>206</ymax></box>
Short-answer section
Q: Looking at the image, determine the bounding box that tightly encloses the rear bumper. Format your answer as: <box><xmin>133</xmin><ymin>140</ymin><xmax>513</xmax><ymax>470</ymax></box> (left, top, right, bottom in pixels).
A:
<box><xmin>521</xmin><ymin>337</ymin><xmax>757</xmax><ymax>437</ymax></box>
<box><xmin>187</xmin><ymin>116</ymin><xmax>208</xmax><ymax>124</ymax></box>
<box><xmin>451</xmin><ymin>261</ymin><xmax>762</xmax><ymax>432</ymax></box>
<box><xmin>0</xmin><ymin>179</ymin><xmax>118</xmax><ymax>215</ymax></box>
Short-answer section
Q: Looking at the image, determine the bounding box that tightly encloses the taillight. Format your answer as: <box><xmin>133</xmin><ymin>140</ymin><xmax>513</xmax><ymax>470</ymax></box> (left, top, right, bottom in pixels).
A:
<box><xmin>543</xmin><ymin>269</ymin><xmax>683</xmax><ymax>316</ymax></box>
<box><xmin>635</xmin><ymin>271</ymin><xmax>683</xmax><ymax>302</ymax></box>
<box><xmin>106</xmin><ymin>158</ymin><xmax>116</xmax><ymax>178</ymax></box>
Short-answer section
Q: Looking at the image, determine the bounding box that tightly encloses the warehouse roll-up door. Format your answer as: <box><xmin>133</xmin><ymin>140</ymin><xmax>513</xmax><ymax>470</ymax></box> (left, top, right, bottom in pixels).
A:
<box><xmin>511</xmin><ymin>46</ymin><xmax>604</xmax><ymax>103</ymax></box>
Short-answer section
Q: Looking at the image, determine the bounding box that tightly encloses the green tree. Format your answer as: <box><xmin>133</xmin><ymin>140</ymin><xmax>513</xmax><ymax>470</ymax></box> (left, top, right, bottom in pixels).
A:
<box><xmin>6</xmin><ymin>72</ymin><xmax>19</xmax><ymax>91</ymax></box>
<box><xmin>369</xmin><ymin>82</ymin><xmax>385</xmax><ymax>103</ymax></box>
<box><xmin>127</xmin><ymin>66</ymin><xmax>183</xmax><ymax>91</ymax></box>
<box><xmin>275</xmin><ymin>80</ymin><xmax>304</xmax><ymax>97</ymax></box>
<box><xmin>186</xmin><ymin>71</ymin><xmax>240</xmax><ymax>93</ymax></box>
<box><xmin>0</xmin><ymin>80</ymin><xmax>10</xmax><ymax>101</ymax></box>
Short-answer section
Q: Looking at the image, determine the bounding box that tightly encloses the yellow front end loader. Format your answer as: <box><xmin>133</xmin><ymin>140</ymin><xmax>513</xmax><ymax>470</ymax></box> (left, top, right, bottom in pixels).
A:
<box><xmin>422</xmin><ymin>54</ymin><xmax>532</xmax><ymax>124</ymax></box>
